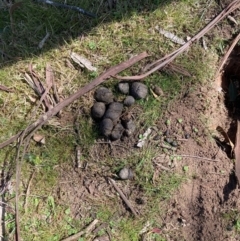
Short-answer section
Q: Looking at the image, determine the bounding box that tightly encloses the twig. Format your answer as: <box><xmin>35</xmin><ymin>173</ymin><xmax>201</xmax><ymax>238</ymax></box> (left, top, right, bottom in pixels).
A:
<box><xmin>180</xmin><ymin>154</ymin><xmax>218</xmax><ymax>162</ymax></box>
<box><xmin>23</xmin><ymin>170</ymin><xmax>35</xmax><ymax>212</ymax></box>
<box><xmin>35</xmin><ymin>0</ymin><xmax>96</xmax><ymax>18</ymax></box>
<box><xmin>0</xmin><ymin>52</ymin><xmax>148</xmax><ymax>149</ymax></box>
<box><xmin>108</xmin><ymin>178</ymin><xmax>138</xmax><ymax>217</ymax></box>
<box><xmin>154</xmin><ymin>163</ymin><xmax>171</xmax><ymax>171</ymax></box>
<box><xmin>96</xmin><ymin>141</ymin><xmax>129</xmax><ymax>150</ymax></box>
<box><xmin>115</xmin><ymin>0</ymin><xmax>240</xmax><ymax>80</ymax></box>
<box><xmin>61</xmin><ymin>219</ymin><xmax>99</xmax><ymax>241</ymax></box>
<box><xmin>215</xmin><ymin>32</ymin><xmax>240</xmax><ymax>78</ymax></box>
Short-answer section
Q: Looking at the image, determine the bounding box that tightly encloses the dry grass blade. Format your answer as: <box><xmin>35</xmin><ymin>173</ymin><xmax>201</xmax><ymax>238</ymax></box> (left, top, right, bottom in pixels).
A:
<box><xmin>234</xmin><ymin>120</ymin><xmax>240</xmax><ymax>184</ymax></box>
<box><xmin>116</xmin><ymin>0</ymin><xmax>240</xmax><ymax>80</ymax></box>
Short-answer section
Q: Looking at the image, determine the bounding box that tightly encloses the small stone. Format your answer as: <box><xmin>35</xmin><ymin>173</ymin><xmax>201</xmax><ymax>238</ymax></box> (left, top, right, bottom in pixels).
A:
<box><xmin>118</xmin><ymin>167</ymin><xmax>133</xmax><ymax>180</ymax></box>
<box><xmin>165</xmin><ymin>137</ymin><xmax>173</xmax><ymax>144</ymax></box>
<box><xmin>124</xmin><ymin>96</ymin><xmax>135</xmax><ymax>106</ymax></box>
<box><xmin>94</xmin><ymin>87</ymin><xmax>113</xmax><ymax>104</ymax></box>
<box><xmin>118</xmin><ymin>82</ymin><xmax>129</xmax><ymax>94</ymax></box>
<box><xmin>130</xmin><ymin>82</ymin><xmax>148</xmax><ymax>99</ymax></box>
<box><xmin>153</xmin><ymin>134</ymin><xmax>161</xmax><ymax>141</ymax></box>
<box><xmin>111</xmin><ymin>123</ymin><xmax>124</xmax><ymax>141</ymax></box>
<box><xmin>91</xmin><ymin>102</ymin><xmax>106</xmax><ymax>119</ymax></box>
<box><xmin>185</xmin><ymin>133</ymin><xmax>190</xmax><ymax>139</ymax></box>
<box><xmin>100</xmin><ymin>118</ymin><xmax>114</xmax><ymax>137</ymax></box>
<box><xmin>171</xmin><ymin>140</ymin><xmax>178</xmax><ymax>147</ymax></box>
<box><xmin>104</xmin><ymin>102</ymin><xmax>123</xmax><ymax>122</ymax></box>
<box><xmin>153</xmin><ymin>85</ymin><xmax>164</xmax><ymax>96</ymax></box>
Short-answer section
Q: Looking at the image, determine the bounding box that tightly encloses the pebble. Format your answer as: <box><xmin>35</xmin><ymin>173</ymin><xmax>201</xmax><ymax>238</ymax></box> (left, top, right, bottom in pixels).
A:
<box><xmin>165</xmin><ymin>137</ymin><xmax>173</xmax><ymax>144</ymax></box>
<box><xmin>171</xmin><ymin>140</ymin><xmax>178</xmax><ymax>147</ymax></box>
<box><xmin>118</xmin><ymin>167</ymin><xmax>133</xmax><ymax>180</ymax></box>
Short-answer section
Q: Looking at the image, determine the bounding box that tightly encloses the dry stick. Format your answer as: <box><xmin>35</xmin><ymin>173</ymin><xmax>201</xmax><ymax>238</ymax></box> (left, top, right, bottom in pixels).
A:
<box><xmin>61</xmin><ymin>219</ymin><xmax>99</xmax><ymax>241</ymax></box>
<box><xmin>108</xmin><ymin>178</ymin><xmax>138</xmax><ymax>217</ymax></box>
<box><xmin>23</xmin><ymin>170</ymin><xmax>35</xmax><ymax>212</ymax></box>
<box><xmin>215</xmin><ymin>32</ymin><xmax>240</xmax><ymax>78</ymax></box>
<box><xmin>0</xmin><ymin>52</ymin><xmax>148</xmax><ymax>149</ymax></box>
<box><xmin>180</xmin><ymin>154</ymin><xmax>218</xmax><ymax>162</ymax></box>
<box><xmin>14</xmin><ymin>130</ymin><xmax>26</xmax><ymax>241</ymax></box>
<box><xmin>116</xmin><ymin>0</ymin><xmax>240</xmax><ymax>80</ymax></box>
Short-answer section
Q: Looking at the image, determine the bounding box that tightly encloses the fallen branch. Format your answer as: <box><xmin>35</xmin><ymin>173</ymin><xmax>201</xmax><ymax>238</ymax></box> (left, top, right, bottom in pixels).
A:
<box><xmin>0</xmin><ymin>84</ymin><xmax>13</xmax><ymax>92</ymax></box>
<box><xmin>61</xmin><ymin>219</ymin><xmax>99</xmax><ymax>241</ymax></box>
<box><xmin>0</xmin><ymin>52</ymin><xmax>148</xmax><ymax>149</ymax></box>
<box><xmin>116</xmin><ymin>0</ymin><xmax>240</xmax><ymax>80</ymax></box>
<box><xmin>35</xmin><ymin>0</ymin><xmax>96</xmax><ymax>18</ymax></box>
<box><xmin>108</xmin><ymin>177</ymin><xmax>138</xmax><ymax>217</ymax></box>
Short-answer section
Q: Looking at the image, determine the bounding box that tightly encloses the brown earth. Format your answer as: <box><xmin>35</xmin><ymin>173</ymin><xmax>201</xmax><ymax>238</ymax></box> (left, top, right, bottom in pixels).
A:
<box><xmin>56</xmin><ymin>59</ymin><xmax>240</xmax><ymax>241</ymax></box>
<box><xmin>55</xmin><ymin>10</ymin><xmax>240</xmax><ymax>239</ymax></box>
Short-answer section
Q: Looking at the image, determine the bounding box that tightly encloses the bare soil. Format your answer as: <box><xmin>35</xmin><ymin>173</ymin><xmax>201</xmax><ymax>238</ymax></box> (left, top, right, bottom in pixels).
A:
<box><xmin>56</xmin><ymin>60</ymin><xmax>240</xmax><ymax>241</ymax></box>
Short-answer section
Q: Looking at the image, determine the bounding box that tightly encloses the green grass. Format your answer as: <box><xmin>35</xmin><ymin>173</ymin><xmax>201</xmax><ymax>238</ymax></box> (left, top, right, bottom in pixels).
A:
<box><xmin>0</xmin><ymin>0</ymin><xmax>232</xmax><ymax>240</ymax></box>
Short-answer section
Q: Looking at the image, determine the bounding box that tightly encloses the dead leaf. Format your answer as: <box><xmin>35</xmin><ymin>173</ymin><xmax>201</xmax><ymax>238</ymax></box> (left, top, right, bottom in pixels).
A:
<box><xmin>227</xmin><ymin>15</ymin><xmax>238</xmax><ymax>25</ymax></box>
<box><xmin>137</xmin><ymin>128</ymin><xmax>152</xmax><ymax>148</ymax></box>
<box><xmin>155</xmin><ymin>26</ymin><xmax>186</xmax><ymax>45</ymax></box>
<box><xmin>234</xmin><ymin>121</ymin><xmax>240</xmax><ymax>184</ymax></box>
<box><xmin>45</xmin><ymin>63</ymin><xmax>53</xmax><ymax>89</ymax></box>
<box><xmin>150</xmin><ymin>227</ymin><xmax>162</xmax><ymax>234</ymax></box>
<box><xmin>33</xmin><ymin>134</ymin><xmax>45</xmax><ymax>144</ymax></box>
<box><xmin>70</xmin><ymin>52</ymin><xmax>97</xmax><ymax>71</ymax></box>
<box><xmin>216</xmin><ymin>126</ymin><xmax>234</xmax><ymax>152</ymax></box>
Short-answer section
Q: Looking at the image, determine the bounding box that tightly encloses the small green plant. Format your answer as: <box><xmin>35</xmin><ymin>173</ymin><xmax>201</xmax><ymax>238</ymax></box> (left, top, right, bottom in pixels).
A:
<box><xmin>177</xmin><ymin>118</ymin><xmax>183</xmax><ymax>124</ymax></box>
<box><xmin>193</xmin><ymin>127</ymin><xmax>198</xmax><ymax>133</ymax></box>
<box><xmin>166</xmin><ymin>119</ymin><xmax>171</xmax><ymax>126</ymax></box>
<box><xmin>235</xmin><ymin>220</ymin><xmax>240</xmax><ymax>231</ymax></box>
<box><xmin>88</xmin><ymin>41</ymin><xmax>97</xmax><ymax>50</ymax></box>
<box><xmin>183</xmin><ymin>166</ymin><xmax>189</xmax><ymax>172</ymax></box>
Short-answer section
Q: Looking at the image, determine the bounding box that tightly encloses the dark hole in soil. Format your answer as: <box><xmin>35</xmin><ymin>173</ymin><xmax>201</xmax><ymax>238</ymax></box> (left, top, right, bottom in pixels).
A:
<box><xmin>220</xmin><ymin>45</ymin><xmax>240</xmax><ymax>197</ymax></box>
<box><xmin>222</xmin><ymin>45</ymin><xmax>240</xmax><ymax>123</ymax></box>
